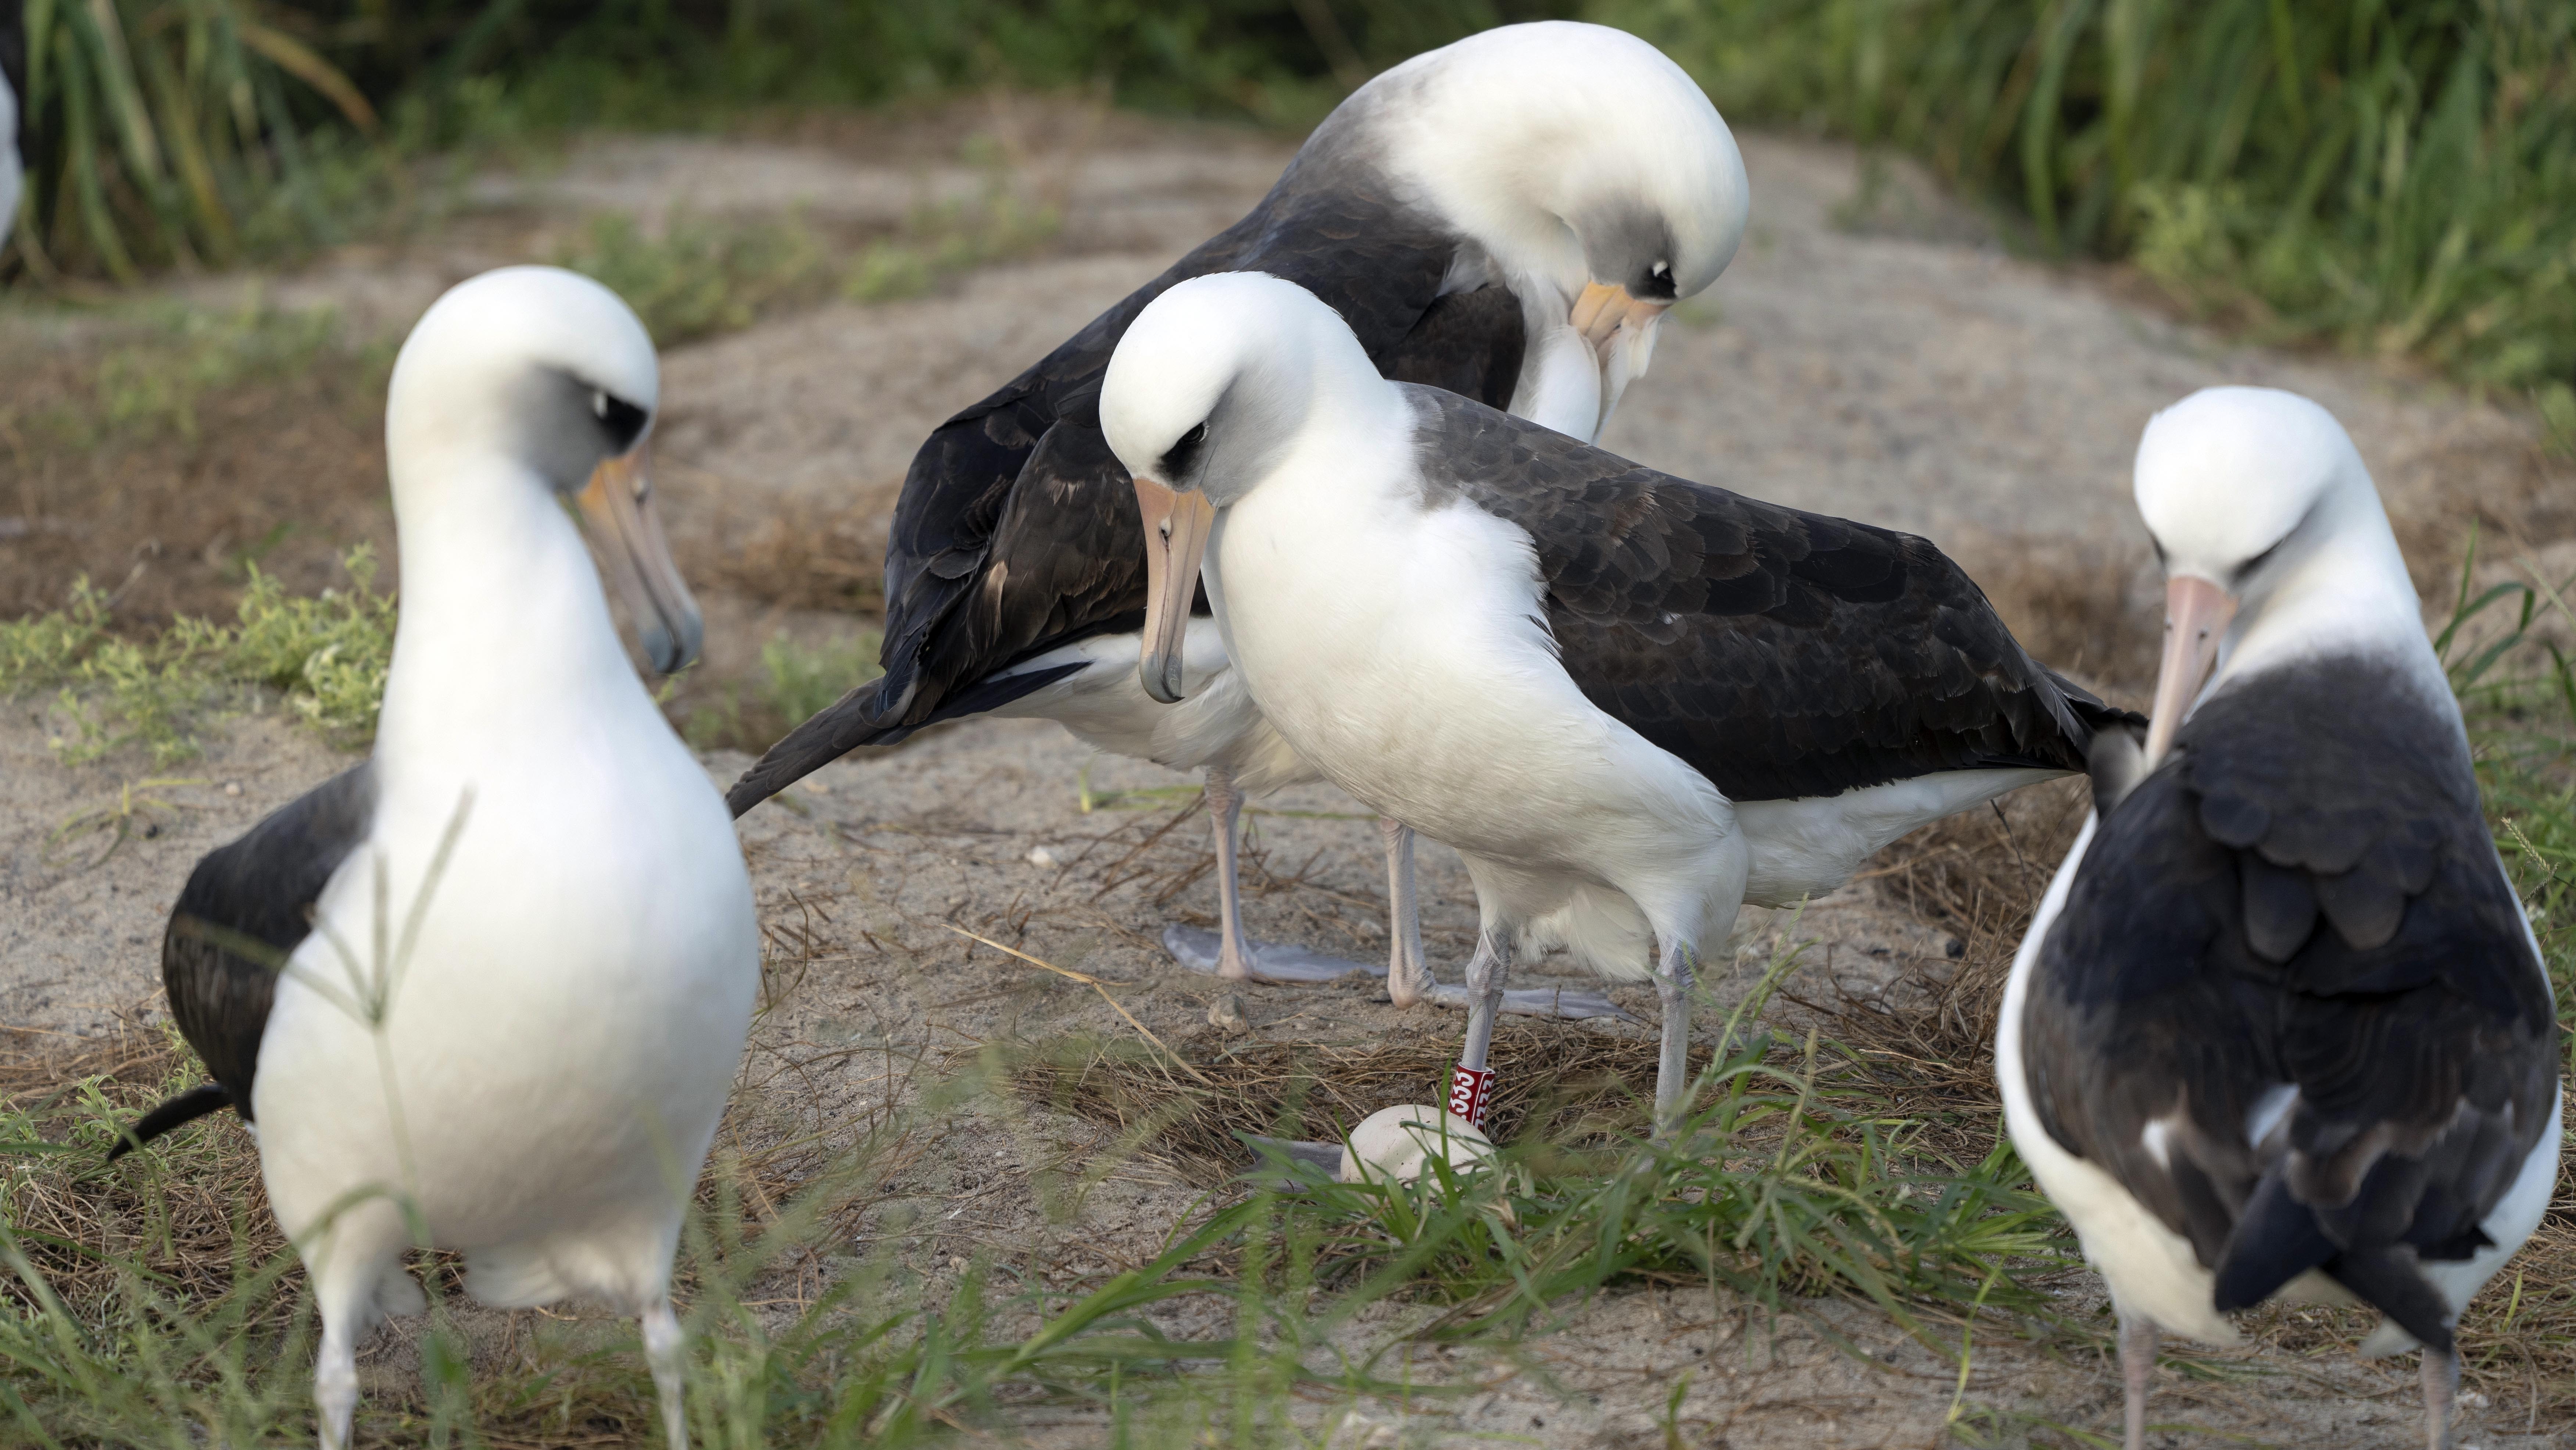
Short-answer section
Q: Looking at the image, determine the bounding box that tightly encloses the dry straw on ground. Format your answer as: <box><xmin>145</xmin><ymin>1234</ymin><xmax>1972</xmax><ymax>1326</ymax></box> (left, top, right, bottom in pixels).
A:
<box><xmin>1008</xmin><ymin>1020</ymin><xmax>1706</xmax><ymax>1179</ymax></box>
<box><xmin>0</xmin><ymin>1019</ymin><xmax>290</xmax><ymax>1325</ymax></box>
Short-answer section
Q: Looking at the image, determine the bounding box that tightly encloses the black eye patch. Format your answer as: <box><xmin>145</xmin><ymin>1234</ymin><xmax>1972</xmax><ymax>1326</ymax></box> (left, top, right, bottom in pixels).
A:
<box><xmin>2234</xmin><ymin>533</ymin><xmax>2289</xmax><ymax>589</ymax></box>
<box><xmin>1642</xmin><ymin>260</ymin><xmax>1677</xmax><ymax>300</ymax></box>
<box><xmin>1161</xmin><ymin>421</ymin><xmax>1209</xmax><ymax>477</ymax></box>
<box><xmin>593</xmin><ymin>390</ymin><xmax>650</xmax><ymax>454</ymax></box>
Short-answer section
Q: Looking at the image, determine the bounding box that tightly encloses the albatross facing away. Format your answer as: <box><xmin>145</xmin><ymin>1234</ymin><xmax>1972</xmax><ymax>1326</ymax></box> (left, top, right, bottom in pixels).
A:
<box><xmin>724</xmin><ymin>21</ymin><xmax>1747</xmax><ymax>1010</ymax></box>
<box><xmin>109</xmin><ymin>268</ymin><xmax>758</xmax><ymax>1450</ymax></box>
<box><xmin>1999</xmin><ymin>387</ymin><xmax>2560</xmax><ymax>1450</ymax></box>
<box><xmin>1099</xmin><ymin>272</ymin><xmax>2129</xmax><ymax>1129</ymax></box>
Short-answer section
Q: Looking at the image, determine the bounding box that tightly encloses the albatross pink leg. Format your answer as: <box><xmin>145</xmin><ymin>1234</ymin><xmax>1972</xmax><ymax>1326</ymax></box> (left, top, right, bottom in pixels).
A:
<box><xmin>2118</xmin><ymin>1311</ymin><xmax>2157</xmax><ymax>1450</ymax></box>
<box><xmin>1650</xmin><ymin>938</ymin><xmax>1698</xmax><ymax>1135</ymax></box>
<box><xmin>2421</xmin><ymin>1345</ymin><xmax>2458</xmax><ymax>1450</ymax></box>
<box><xmin>1203</xmin><ymin>765</ymin><xmax>1257</xmax><ymax>982</ymax></box>
<box><xmin>644</xmin><ymin>1297</ymin><xmax>690</xmax><ymax>1449</ymax></box>
<box><xmin>1449</xmin><ymin>928</ymin><xmax>1512</xmax><ymax>1129</ymax></box>
<box><xmin>1382</xmin><ymin>819</ymin><xmax>1433</xmax><ymax>1006</ymax></box>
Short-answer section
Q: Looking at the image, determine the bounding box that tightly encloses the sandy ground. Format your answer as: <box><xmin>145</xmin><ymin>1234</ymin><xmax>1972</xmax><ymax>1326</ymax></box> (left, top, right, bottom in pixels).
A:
<box><xmin>5</xmin><ymin>102</ymin><xmax>2572</xmax><ymax>1447</ymax></box>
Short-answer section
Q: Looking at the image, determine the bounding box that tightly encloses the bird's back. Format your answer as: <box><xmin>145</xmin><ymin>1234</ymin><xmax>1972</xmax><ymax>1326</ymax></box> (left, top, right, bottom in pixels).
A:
<box><xmin>2021</xmin><ymin>651</ymin><xmax>2557</xmax><ymax>1351</ymax></box>
<box><xmin>1403</xmin><ymin>388</ymin><xmax>2122</xmax><ymax>803</ymax></box>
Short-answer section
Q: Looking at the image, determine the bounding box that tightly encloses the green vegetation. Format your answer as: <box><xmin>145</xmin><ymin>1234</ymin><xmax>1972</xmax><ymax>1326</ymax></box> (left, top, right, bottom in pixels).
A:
<box><xmin>1</xmin><ymin>541</ymin><xmax>2568</xmax><ymax>1438</ymax></box>
<box><xmin>671</xmin><ymin>631</ymin><xmax>884</xmax><ymax>754</ymax></box>
<box><xmin>76</xmin><ymin>301</ymin><xmax>353</xmax><ymax>443</ymax></box>
<box><xmin>756</xmin><ymin>632</ymin><xmax>886</xmax><ymax>731</ymax></box>
<box><xmin>0</xmin><ymin>547</ymin><xmax>396</xmax><ymax>765</ymax></box>
<box><xmin>552</xmin><ymin>179</ymin><xmax>1060</xmax><ymax>347</ymax></box>
<box><xmin>1610</xmin><ymin>0</ymin><xmax>2576</xmax><ymax>415</ymax></box>
<box><xmin>7</xmin><ymin>0</ymin><xmax>383</xmax><ymax>280</ymax></box>
<box><xmin>3</xmin><ymin>933</ymin><xmax>2076</xmax><ymax>1445</ymax></box>
<box><xmin>15</xmin><ymin>3</ymin><xmax>2568</xmax><ymax>418</ymax></box>
<box><xmin>0</xmin><ymin>564</ymin><xmax>895</xmax><ymax>765</ymax></box>
<box><xmin>2440</xmin><ymin>538</ymin><xmax>2576</xmax><ymax>1006</ymax></box>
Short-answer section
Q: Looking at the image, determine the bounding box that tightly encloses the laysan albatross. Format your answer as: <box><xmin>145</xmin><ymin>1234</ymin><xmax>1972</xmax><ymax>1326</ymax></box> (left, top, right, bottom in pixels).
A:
<box><xmin>1098</xmin><ymin>272</ymin><xmax>2132</xmax><ymax>1130</ymax></box>
<box><xmin>1998</xmin><ymin>386</ymin><xmax>2561</xmax><ymax>1450</ymax></box>
<box><xmin>109</xmin><ymin>268</ymin><xmax>759</xmax><ymax>1450</ymax></box>
<box><xmin>722</xmin><ymin>21</ymin><xmax>1746</xmax><ymax>1014</ymax></box>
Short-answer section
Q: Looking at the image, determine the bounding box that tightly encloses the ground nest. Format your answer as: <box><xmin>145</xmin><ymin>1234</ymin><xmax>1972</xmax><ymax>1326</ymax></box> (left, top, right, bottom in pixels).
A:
<box><xmin>1005</xmin><ymin>1017</ymin><xmax>1714</xmax><ymax>1179</ymax></box>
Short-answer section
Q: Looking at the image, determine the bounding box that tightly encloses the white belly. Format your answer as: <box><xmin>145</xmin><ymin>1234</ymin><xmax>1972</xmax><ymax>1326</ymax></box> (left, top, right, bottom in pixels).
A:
<box><xmin>251</xmin><ymin>727</ymin><xmax>758</xmax><ymax>1303</ymax></box>
<box><xmin>1210</xmin><ymin>482</ymin><xmax>1743</xmax><ymax>952</ymax></box>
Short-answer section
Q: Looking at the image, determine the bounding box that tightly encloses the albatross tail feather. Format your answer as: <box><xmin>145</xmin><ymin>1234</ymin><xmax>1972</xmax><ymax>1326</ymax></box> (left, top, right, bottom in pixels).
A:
<box><xmin>107</xmin><ymin>1083</ymin><xmax>235</xmax><ymax>1161</ymax></box>
<box><xmin>724</xmin><ymin>661</ymin><xmax>1091</xmax><ymax>817</ymax></box>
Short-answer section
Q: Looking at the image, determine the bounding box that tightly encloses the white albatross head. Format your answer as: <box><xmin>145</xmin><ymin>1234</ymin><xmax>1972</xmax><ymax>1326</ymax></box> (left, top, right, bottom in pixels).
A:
<box><xmin>386</xmin><ymin>265</ymin><xmax>701</xmax><ymax>672</ymax></box>
<box><xmin>1101</xmin><ymin>272</ymin><xmax>1382</xmax><ymax>704</ymax></box>
<box><xmin>2131</xmin><ymin>386</ymin><xmax>2407</xmax><ymax>763</ymax></box>
<box><xmin>1337</xmin><ymin>22</ymin><xmax>1747</xmax><ymax>425</ymax></box>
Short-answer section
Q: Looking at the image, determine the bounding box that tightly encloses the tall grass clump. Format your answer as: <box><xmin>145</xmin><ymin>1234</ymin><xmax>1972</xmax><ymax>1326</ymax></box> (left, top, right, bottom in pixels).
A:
<box><xmin>4</xmin><ymin>0</ymin><xmax>1550</xmax><ymax>280</ymax></box>
<box><xmin>1606</xmin><ymin>0</ymin><xmax>2576</xmax><ymax>408</ymax></box>
<box><xmin>7</xmin><ymin>0</ymin><xmax>382</xmax><ymax>281</ymax></box>
<box><xmin>2438</xmin><ymin>539</ymin><xmax>2576</xmax><ymax>1004</ymax></box>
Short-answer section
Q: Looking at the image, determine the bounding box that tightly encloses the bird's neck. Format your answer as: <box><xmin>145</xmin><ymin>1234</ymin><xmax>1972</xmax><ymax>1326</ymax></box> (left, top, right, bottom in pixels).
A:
<box><xmin>2218</xmin><ymin>514</ymin><xmax>2446</xmax><ymax>707</ymax></box>
<box><xmin>1253</xmin><ymin>379</ymin><xmax>1421</xmax><ymax>514</ymax></box>
<box><xmin>376</xmin><ymin>458</ymin><xmax>656</xmax><ymax>765</ymax></box>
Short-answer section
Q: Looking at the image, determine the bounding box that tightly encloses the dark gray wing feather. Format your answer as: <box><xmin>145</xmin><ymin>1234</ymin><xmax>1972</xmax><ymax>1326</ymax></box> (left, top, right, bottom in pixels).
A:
<box><xmin>2021</xmin><ymin>657</ymin><xmax>2555</xmax><ymax>1350</ymax></box>
<box><xmin>727</xmin><ymin>143</ymin><xmax>1506</xmax><ymax>816</ymax></box>
<box><xmin>113</xmin><ymin>764</ymin><xmax>376</xmax><ymax>1157</ymax></box>
<box><xmin>1406</xmin><ymin>388</ymin><xmax>2125</xmax><ymax>801</ymax></box>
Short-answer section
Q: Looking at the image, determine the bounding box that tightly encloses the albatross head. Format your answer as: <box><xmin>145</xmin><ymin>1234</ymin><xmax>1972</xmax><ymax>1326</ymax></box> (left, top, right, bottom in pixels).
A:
<box><xmin>1353</xmin><ymin>22</ymin><xmax>1748</xmax><ymax>429</ymax></box>
<box><xmin>1101</xmin><ymin>272</ymin><xmax>1373</xmax><ymax>704</ymax></box>
<box><xmin>2132</xmin><ymin>386</ymin><xmax>2397</xmax><ymax>763</ymax></box>
<box><xmin>386</xmin><ymin>265</ymin><xmax>702</xmax><ymax>673</ymax></box>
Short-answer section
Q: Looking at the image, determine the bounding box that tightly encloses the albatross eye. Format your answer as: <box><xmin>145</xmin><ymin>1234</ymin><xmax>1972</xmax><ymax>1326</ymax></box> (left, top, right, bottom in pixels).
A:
<box><xmin>1162</xmin><ymin>421</ymin><xmax>1210</xmax><ymax>476</ymax></box>
<box><xmin>1643</xmin><ymin>260</ymin><xmax>1676</xmax><ymax>299</ymax></box>
<box><xmin>592</xmin><ymin>390</ymin><xmax>650</xmax><ymax>453</ymax></box>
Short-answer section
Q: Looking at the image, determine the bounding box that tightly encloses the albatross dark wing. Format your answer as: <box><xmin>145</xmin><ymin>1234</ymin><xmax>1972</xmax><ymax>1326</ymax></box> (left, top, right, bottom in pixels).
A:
<box><xmin>111</xmin><ymin>764</ymin><xmax>376</xmax><ymax>1158</ymax></box>
<box><xmin>725</xmin><ymin>151</ymin><xmax>1519</xmax><ymax>817</ymax></box>
<box><xmin>2019</xmin><ymin>656</ymin><xmax>2557</xmax><ymax>1351</ymax></box>
<box><xmin>1407</xmin><ymin>388</ymin><xmax>2124</xmax><ymax>801</ymax></box>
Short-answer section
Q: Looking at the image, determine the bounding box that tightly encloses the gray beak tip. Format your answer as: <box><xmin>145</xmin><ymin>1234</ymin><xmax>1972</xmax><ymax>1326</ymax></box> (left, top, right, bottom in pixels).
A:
<box><xmin>643</xmin><ymin>615</ymin><xmax>704</xmax><ymax>676</ymax></box>
<box><xmin>1141</xmin><ymin>661</ymin><xmax>1187</xmax><ymax>706</ymax></box>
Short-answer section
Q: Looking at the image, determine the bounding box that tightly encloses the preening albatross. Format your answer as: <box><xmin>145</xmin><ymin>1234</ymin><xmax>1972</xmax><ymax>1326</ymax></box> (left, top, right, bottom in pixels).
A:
<box><xmin>724</xmin><ymin>21</ymin><xmax>1747</xmax><ymax>1010</ymax></box>
<box><xmin>1998</xmin><ymin>386</ymin><xmax>2561</xmax><ymax>1450</ymax></box>
<box><xmin>109</xmin><ymin>267</ymin><xmax>758</xmax><ymax>1450</ymax></box>
<box><xmin>1099</xmin><ymin>272</ymin><xmax>2129</xmax><ymax>1131</ymax></box>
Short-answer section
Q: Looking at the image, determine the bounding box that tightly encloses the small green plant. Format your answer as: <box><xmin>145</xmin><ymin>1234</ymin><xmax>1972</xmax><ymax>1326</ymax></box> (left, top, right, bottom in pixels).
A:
<box><xmin>845</xmin><ymin>182</ymin><xmax>1062</xmax><ymax>304</ymax></box>
<box><xmin>9</xmin><ymin>300</ymin><xmax>374</xmax><ymax>452</ymax></box>
<box><xmin>2438</xmin><ymin>538</ymin><xmax>2576</xmax><ymax>1011</ymax></box>
<box><xmin>0</xmin><ymin>545</ymin><xmax>397</xmax><ymax>765</ymax></box>
<box><xmin>677</xmin><ymin>629</ymin><xmax>882</xmax><ymax>752</ymax></box>
<box><xmin>88</xmin><ymin>303</ymin><xmax>347</xmax><ymax>442</ymax></box>
<box><xmin>554</xmin><ymin>181</ymin><xmax>1064</xmax><ymax>349</ymax></box>
<box><xmin>554</xmin><ymin>211</ymin><xmax>839</xmax><ymax>348</ymax></box>
<box><xmin>759</xmin><ymin>630</ymin><xmax>883</xmax><ymax>729</ymax></box>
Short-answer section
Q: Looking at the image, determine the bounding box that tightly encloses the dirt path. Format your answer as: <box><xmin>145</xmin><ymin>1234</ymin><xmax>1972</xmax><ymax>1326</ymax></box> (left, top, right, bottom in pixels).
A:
<box><xmin>5</xmin><ymin>104</ymin><xmax>2570</xmax><ymax>1448</ymax></box>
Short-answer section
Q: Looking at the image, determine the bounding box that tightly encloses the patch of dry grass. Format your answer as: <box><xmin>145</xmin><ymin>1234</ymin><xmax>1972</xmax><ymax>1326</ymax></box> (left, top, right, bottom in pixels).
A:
<box><xmin>1008</xmin><ymin>1021</ymin><xmax>1704</xmax><ymax>1182</ymax></box>
<box><xmin>0</xmin><ymin>1018</ymin><xmax>289</xmax><ymax>1326</ymax></box>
